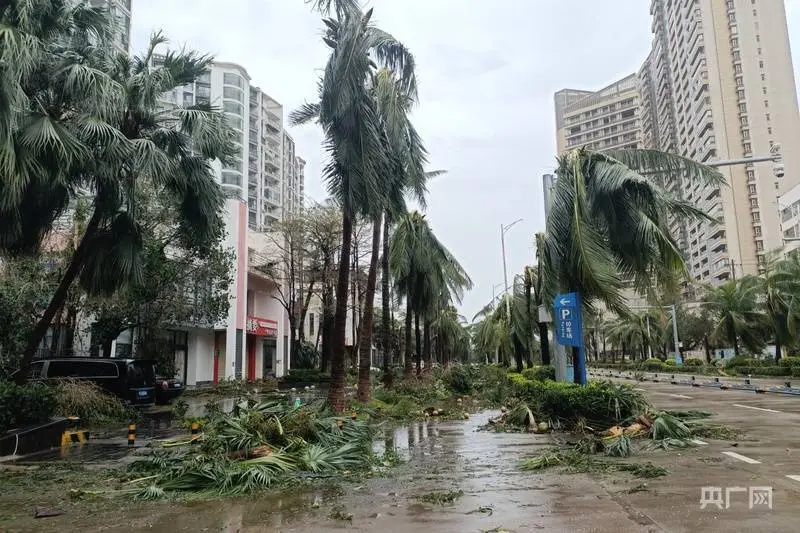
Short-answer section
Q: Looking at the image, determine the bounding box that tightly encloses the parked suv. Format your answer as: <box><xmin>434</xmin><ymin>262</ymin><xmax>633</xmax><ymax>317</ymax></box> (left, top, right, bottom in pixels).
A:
<box><xmin>25</xmin><ymin>358</ymin><xmax>156</xmax><ymax>406</ymax></box>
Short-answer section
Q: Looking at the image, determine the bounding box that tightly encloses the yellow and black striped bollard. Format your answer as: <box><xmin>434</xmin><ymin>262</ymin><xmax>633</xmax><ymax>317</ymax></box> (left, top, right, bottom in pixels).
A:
<box><xmin>190</xmin><ymin>421</ymin><xmax>200</xmax><ymax>444</ymax></box>
<box><xmin>127</xmin><ymin>424</ymin><xmax>136</xmax><ymax>446</ymax></box>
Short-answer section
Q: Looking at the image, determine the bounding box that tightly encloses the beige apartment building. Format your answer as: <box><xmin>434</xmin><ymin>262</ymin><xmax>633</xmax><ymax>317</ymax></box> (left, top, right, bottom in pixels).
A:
<box><xmin>553</xmin><ymin>0</ymin><xmax>800</xmax><ymax>293</ymax></box>
<box><xmin>554</xmin><ymin>74</ymin><xmax>643</xmax><ymax>154</ymax></box>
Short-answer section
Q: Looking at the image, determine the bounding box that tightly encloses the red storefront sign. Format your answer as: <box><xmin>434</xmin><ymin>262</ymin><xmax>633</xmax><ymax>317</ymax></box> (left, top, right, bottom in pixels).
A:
<box><xmin>246</xmin><ymin>316</ymin><xmax>278</xmax><ymax>337</ymax></box>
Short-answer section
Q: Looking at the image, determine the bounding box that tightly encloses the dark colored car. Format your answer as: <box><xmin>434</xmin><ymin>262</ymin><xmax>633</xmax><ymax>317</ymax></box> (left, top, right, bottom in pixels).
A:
<box><xmin>155</xmin><ymin>375</ymin><xmax>184</xmax><ymax>405</ymax></box>
<box><xmin>24</xmin><ymin>358</ymin><xmax>156</xmax><ymax>406</ymax></box>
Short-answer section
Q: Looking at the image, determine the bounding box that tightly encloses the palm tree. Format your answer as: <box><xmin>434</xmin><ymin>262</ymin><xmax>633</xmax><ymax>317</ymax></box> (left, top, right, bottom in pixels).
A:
<box><xmin>606</xmin><ymin>310</ymin><xmax>663</xmax><ymax>361</ymax></box>
<box><xmin>756</xmin><ymin>254</ymin><xmax>800</xmax><ymax>361</ymax></box>
<box><xmin>703</xmin><ymin>277</ymin><xmax>768</xmax><ymax>357</ymax></box>
<box><xmin>541</xmin><ymin>148</ymin><xmax>722</xmax><ymax>382</ymax></box>
<box><xmin>291</xmin><ymin>4</ymin><xmax>416</xmax><ymax>412</ymax></box>
<box><xmin>390</xmin><ymin>211</ymin><xmax>471</xmax><ymax>376</ymax></box>
<box><xmin>2</xmin><ymin>6</ymin><xmax>233</xmax><ymax>380</ymax></box>
<box><xmin>433</xmin><ymin>306</ymin><xmax>470</xmax><ymax>365</ymax></box>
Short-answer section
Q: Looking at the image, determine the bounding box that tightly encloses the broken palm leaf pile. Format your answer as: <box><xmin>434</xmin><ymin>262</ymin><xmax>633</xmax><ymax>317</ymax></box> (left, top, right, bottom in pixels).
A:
<box><xmin>110</xmin><ymin>399</ymin><xmax>376</xmax><ymax>499</ymax></box>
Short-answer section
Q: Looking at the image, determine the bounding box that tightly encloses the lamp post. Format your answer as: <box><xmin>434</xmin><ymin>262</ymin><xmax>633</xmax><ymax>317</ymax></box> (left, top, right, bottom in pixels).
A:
<box><xmin>500</xmin><ymin>219</ymin><xmax>523</xmax><ymax>324</ymax></box>
<box><xmin>631</xmin><ymin>304</ymin><xmax>681</xmax><ymax>364</ymax></box>
<box><xmin>491</xmin><ymin>282</ymin><xmax>505</xmax><ymax>303</ymax></box>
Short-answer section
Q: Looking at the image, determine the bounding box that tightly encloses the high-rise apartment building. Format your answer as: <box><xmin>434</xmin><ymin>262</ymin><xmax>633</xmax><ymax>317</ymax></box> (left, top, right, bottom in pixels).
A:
<box><xmin>642</xmin><ymin>0</ymin><xmax>800</xmax><ymax>284</ymax></box>
<box><xmin>554</xmin><ymin>74</ymin><xmax>643</xmax><ymax>154</ymax></box>
<box><xmin>553</xmin><ymin>0</ymin><xmax>800</xmax><ymax>290</ymax></box>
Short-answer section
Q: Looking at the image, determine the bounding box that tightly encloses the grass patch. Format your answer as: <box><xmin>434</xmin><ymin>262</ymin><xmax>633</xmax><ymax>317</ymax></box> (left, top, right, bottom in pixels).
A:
<box><xmin>417</xmin><ymin>489</ymin><xmax>464</xmax><ymax>505</ymax></box>
<box><xmin>688</xmin><ymin>423</ymin><xmax>744</xmax><ymax>441</ymax></box>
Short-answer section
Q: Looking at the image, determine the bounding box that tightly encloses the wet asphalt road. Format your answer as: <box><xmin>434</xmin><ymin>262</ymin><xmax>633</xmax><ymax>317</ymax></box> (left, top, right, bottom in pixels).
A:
<box><xmin>8</xmin><ymin>375</ymin><xmax>800</xmax><ymax>532</ymax></box>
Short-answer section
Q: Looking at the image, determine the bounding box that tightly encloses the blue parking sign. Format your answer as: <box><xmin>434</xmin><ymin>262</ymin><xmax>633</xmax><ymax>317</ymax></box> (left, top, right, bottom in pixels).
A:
<box><xmin>553</xmin><ymin>292</ymin><xmax>582</xmax><ymax>347</ymax></box>
<box><xmin>553</xmin><ymin>292</ymin><xmax>586</xmax><ymax>385</ymax></box>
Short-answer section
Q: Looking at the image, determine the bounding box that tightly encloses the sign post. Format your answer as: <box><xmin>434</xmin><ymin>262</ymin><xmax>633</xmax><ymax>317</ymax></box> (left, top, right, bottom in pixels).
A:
<box><xmin>553</xmin><ymin>292</ymin><xmax>586</xmax><ymax>386</ymax></box>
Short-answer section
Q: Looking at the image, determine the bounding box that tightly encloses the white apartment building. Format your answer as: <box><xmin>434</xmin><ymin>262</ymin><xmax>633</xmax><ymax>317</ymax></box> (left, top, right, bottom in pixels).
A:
<box><xmin>554</xmin><ymin>0</ymin><xmax>800</xmax><ymax>294</ymax></box>
<box><xmin>779</xmin><ymin>184</ymin><xmax>800</xmax><ymax>255</ymax></box>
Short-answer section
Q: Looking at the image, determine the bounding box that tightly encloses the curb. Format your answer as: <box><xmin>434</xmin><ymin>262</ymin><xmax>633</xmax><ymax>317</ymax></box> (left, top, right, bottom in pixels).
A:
<box><xmin>589</xmin><ymin>371</ymin><xmax>800</xmax><ymax>398</ymax></box>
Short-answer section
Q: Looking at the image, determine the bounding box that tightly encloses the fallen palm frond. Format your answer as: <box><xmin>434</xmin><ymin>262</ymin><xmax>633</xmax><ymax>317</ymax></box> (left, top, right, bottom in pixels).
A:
<box><xmin>603</xmin><ymin>434</ymin><xmax>632</xmax><ymax>457</ymax></box>
<box><xmin>118</xmin><ymin>396</ymin><xmax>376</xmax><ymax>499</ymax></box>
<box><xmin>649</xmin><ymin>413</ymin><xmax>691</xmax><ymax>440</ymax></box>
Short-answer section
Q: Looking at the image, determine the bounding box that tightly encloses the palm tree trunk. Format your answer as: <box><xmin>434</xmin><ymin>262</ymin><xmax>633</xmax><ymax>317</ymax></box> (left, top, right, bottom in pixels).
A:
<box><xmin>17</xmin><ymin>210</ymin><xmax>102</xmax><ymax>383</ymax></box>
<box><xmin>404</xmin><ymin>299</ymin><xmax>413</xmax><ymax>377</ymax></box>
<box><xmin>320</xmin><ymin>290</ymin><xmax>334</xmax><ymax>373</ymax></box>
<box><xmin>381</xmin><ymin>213</ymin><xmax>392</xmax><ymax>385</ymax></box>
<box><xmin>704</xmin><ymin>335</ymin><xmax>711</xmax><ymax>363</ymax></box>
<box><xmin>357</xmin><ymin>216</ymin><xmax>381</xmax><ymax>403</ymax></box>
<box><xmin>414</xmin><ymin>313</ymin><xmax>422</xmax><ymax>376</ymax></box>
<box><xmin>423</xmin><ymin>319</ymin><xmax>431</xmax><ymax>369</ymax></box>
<box><xmin>538</xmin><ymin>323</ymin><xmax>550</xmax><ymax>366</ymax></box>
<box><xmin>328</xmin><ymin>212</ymin><xmax>353</xmax><ymax>413</ymax></box>
<box><xmin>775</xmin><ymin>339</ymin><xmax>782</xmax><ymax>363</ymax></box>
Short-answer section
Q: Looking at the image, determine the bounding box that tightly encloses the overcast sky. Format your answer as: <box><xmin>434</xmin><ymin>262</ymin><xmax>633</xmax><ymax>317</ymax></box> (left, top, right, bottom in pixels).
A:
<box><xmin>131</xmin><ymin>0</ymin><xmax>800</xmax><ymax>319</ymax></box>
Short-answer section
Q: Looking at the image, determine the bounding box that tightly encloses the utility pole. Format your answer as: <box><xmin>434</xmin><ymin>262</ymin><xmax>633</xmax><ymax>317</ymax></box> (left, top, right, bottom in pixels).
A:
<box><xmin>670</xmin><ymin>304</ymin><xmax>682</xmax><ymax>364</ymax></box>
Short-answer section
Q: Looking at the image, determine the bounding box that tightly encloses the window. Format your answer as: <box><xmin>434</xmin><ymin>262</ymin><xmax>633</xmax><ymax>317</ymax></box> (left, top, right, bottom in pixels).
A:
<box><xmin>734</xmin><ymin>64</ymin><xmax>742</xmax><ymax>74</ymax></box>
<box><xmin>743</xmin><ymin>142</ymin><xmax>752</xmax><ymax>153</ymax></box>
<box><xmin>759</xmin><ymin>60</ymin><xmax>764</xmax><ymax>69</ymax></box>
<box><xmin>47</xmin><ymin>361</ymin><xmax>118</xmax><ymax>378</ymax></box>
<box><xmin>742</xmin><ymin>129</ymin><xmax>750</xmax><ymax>139</ymax></box>
<box><xmin>761</xmin><ymin>74</ymin><xmax>766</xmax><ymax>81</ymax></box>
<box><xmin>735</xmin><ymin>76</ymin><xmax>744</xmax><ymax>87</ymax></box>
<box><xmin>752</xmin><ymin>212</ymin><xmax>761</xmax><ymax>222</ymax></box>
<box><xmin>225</xmin><ymin>115</ymin><xmax>243</xmax><ymax>130</ymax></box>
<box><xmin>223</xmin><ymin>73</ymin><xmax>244</xmax><ymax>89</ymax></box>
<box><xmin>223</xmin><ymin>101</ymin><xmax>243</xmax><ymax>115</ymax></box>
<box><xmin>309</xmin><ymin>313</ymin><xmax>315</xmax><ymax>337</ymax></box>
<box><xmin>739</xmin><ymin>103</ymin><xmax>747</xmax><ymax>113</ymax></box>
<box><xmin>740</xmin><ymin>116</ymin><xmax>748</xmax><ymax>126</ymax></box>
<box><xmin>755</xmin><ymin>226</ymin><xmax>762</xmax><ymax>237</ymax></box>
<box><xmin>733</xmin><ymin>51</ymin><xmax>741</xmax><ymax>61</ymax></box>
<box><xmin>766</xmin><ymin>113</ymin><xmax>771</xmax><ymax>121</ymax></box>
<box><xmin>223</xmin><ymin>86</ymin><xmax>243</xmax><ymax>101</ymax></box>
<box><xmin>738</xmin><ymin>89</ymin><xmax>746</xmax><ymax>100</ymax></box>
<box><xmin>747</xmin><ymin>170</ymin><xmax>756</xmax><ymax>181</ymax></box>
<box><xmin>221</xmin><ymin>171</ymin><xmax>241</xmax><ymax>187</ymax></box>
<box><xmin>764</xmin><ymin>100</ymin><xmax>769</xmax><ymax>108</ymax></box>
<box><xmin>763</xmin><ymin>87</ymin><xmax>768</xmax><ymax>95</ymax></box>
<box><xmin>750</xmin><ymin>197</ymin><xmax>759</xmax><ymax>208</ymax></box>
<box><xmin>731</xmin><ymin>37</ymin><xmax>739</xmax><ymax>48</ymax></box>
<box><xmin>768</xmin><ymin>127</ymin><xmax>772</xmax><ymax>134</ymax></box>
<box><xmin>748</xmin><ymin>184</ymin><xmax>757</xmax><ymax>194</ymax></box>
<box><xmin>756</xmin><ymin>241</ymin><xmax>764</xmax><ymax>252</ymax></box>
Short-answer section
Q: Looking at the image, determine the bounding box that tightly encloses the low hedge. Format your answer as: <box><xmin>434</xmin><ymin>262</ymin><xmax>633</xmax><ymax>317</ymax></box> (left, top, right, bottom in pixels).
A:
<box><xmin>521</xmin><ymin>365</ymin><xmax>556</xmax><ymax>382</ymax></box>
<box><xmin>778</xmin><ymin>357</ymin><xmax>800</xmax><ymax>368</ymax></box>
<box><xmin>725</xmin><ymin>356</ymin><xmax>766</xmax><ymax>369</ymax></box>
<box><xmin>0</xmin><ymin>381</ymin><xmax>57</xmax><ymax>434</ymax></box>
<box><xmin>683</xmin><ymin>358</ymin><xmax>704</xmax><ymax>367</ymax></box>
<box><xmin>735</xmin><ymin>366</ymin><xmax>791</xmax><ymax>376</ymax></box>
<box><xmin>511</xmin><ymin>377</ymin><xmax>650</xmax><ymax>427</ymax></box>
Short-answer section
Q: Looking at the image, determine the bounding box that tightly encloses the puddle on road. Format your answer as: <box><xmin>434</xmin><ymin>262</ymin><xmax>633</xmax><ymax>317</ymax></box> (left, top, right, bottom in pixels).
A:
<box><xmin>87</xmin><ymin>412</ymin><xmax>574</xmax><ymax>533</ymax></box>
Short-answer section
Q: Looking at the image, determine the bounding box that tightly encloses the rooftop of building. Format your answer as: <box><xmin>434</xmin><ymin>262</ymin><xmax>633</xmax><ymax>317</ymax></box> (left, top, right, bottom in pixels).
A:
<box><xmin>556</xmin><ymin>73</ymin><xmax>639</xmax><ymax>116</ymax></box>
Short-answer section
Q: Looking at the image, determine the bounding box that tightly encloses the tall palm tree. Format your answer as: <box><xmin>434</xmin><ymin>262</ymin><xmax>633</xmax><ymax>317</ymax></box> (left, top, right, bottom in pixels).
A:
<box><xmin>533</xmin><ymin>233</ymin><xmax>551</xmax><ymax>365</ymax></box>
<box><xmin>291</xmin><ymin>4</ymin><xmax>416</xmax><ymax>411</ymax></box>
<box><xmin>2</xmin><ymin>6</ymin><xmax>233</xmax><ymax>380</ymax></box>
<box><xmin>433</xmin><ymin>306</ymin><xmax>470</xmax><ymax>365</ymax></box>
<box><xmin>756</xmin><ymin>254</ymin><xmax>800</xmax><ymax>361</ymax></box>
<box><xmin>390</xmin><ymin>211</ymin><xmax>471</xmax><ymax>376</ymax></box>
<box><xmin>703</xmin><ymin>277</ymin><xmax>768</xmax><ymax>357</ymax></box>
<box><xmin>541</xmin><ymin>148</ymin><xmax>722</xmax><ymax>382</ymax></box>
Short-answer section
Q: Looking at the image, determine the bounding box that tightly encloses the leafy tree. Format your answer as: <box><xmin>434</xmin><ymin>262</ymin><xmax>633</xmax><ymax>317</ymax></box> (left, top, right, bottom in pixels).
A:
<box><xmin>291</xmin><ymin>3</ymin><xmax>416</xmax><ymax>411</ymax></box>
<box><xmin>1</xmin><ymin>5</ymin><xmax>234</xmax><ymax>382</ymax></box>
<box><xmin>541</xmin><ymin>148</ymin><xmax>722</xmax><ymax>382</ymax></box>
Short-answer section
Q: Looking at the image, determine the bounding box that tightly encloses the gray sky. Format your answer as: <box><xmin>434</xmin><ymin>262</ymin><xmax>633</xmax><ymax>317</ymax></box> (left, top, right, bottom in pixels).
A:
<box><xmin>131</xmin><ymin>0</ymin><xmax>800</xmax><ymax>320</ymax></box>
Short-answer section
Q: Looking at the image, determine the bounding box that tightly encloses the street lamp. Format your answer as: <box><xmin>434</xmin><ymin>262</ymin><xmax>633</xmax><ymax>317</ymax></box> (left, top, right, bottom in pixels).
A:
<box><xmin>631</xmin><ymin>304</ymin><xmax>682</xmax><ymax>364</ymax></box>
<box><xmin>500</xmin><ymin>219</ymin><xmax>523</xmax><ymax>323</ymax></box>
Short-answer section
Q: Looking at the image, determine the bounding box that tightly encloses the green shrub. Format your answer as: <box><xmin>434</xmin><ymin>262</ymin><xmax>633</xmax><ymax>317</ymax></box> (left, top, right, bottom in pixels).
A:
<box><xmin>293</xmin><ymin>342</ymin><xmax>320</xmax><ymax>370</ymax></box>
<box><xmin>644</xmin><ymin>358</ymin><xmax>665</xmax><ymax>371</ymax></box>
<box><xmin>443</xmin><ymin>366</ymin><xmax>473</xmax><ymax>395</ymax></box>
<box><xmin>725</xmin><ymin>356</ymin><xmax>764</xmax><ymax>369</ymax></box>
<box><xmin>513</xmin><ymin>379</ymin><xmax>650</xmax><ymax>427</ymax></box>
<box><xmin>282</xmin><ymin>369</ymin><xmax>331</xmax><ymax>383</ymax></box>
<box><xmin>737</xmin><ymin>365</ymin><xmax>790</xmax><ymax>376</ymax></box>
<box><xmin>684</xmin><ymin>358</ymin><xmax>704</xmax><ymax>367</ymax></box>
<box><xmin>778</xmin><ymin>356</ymin><xmax>800</xmax><ymax>368</ymax></box>
<box><xmin>0</xmin><ymin>381</ymin><xmax>57</xmax><ymax>433</ymax></box>
<box><xmin>522</xmin><ymin>366</ymin><xmax>556</xmax><ymax>382</ymax></box>
<box><xmin>664</xmin><ymin>359</ymin><xmax>677</xmax><ymax>366</ymax></box>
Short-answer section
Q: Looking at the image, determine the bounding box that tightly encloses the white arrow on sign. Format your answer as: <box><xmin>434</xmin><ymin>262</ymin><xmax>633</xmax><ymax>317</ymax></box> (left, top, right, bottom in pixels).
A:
<box><xmin>559</xmin><ymin>298</ymin><xmax>571</xmax><ymax>306</ymax></box>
